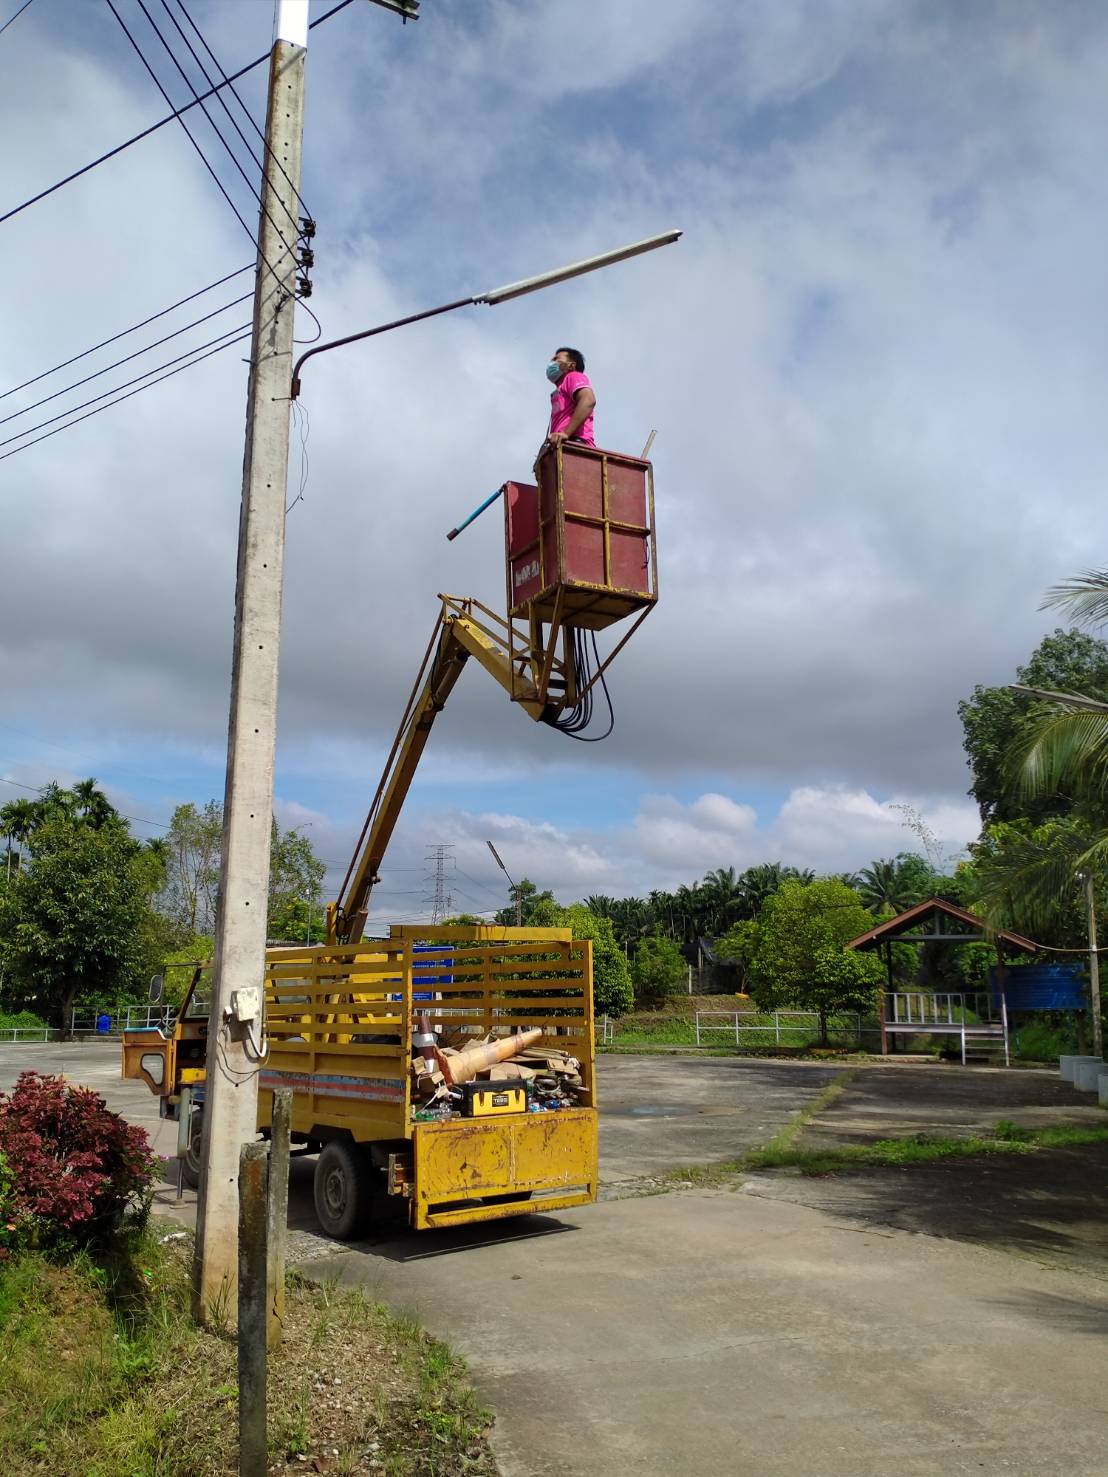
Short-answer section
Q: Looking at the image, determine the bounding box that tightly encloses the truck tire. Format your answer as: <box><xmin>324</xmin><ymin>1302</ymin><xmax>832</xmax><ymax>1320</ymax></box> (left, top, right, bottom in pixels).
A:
<box><xmin>181</xmin><ymin>1108</ymin><xmax>203</xmax><ymax>1190</ymax></box>
<box><xmin>313</xmin><ymin>1140</ymin><xmax>375</xmax><ymax>1240</ymax></box>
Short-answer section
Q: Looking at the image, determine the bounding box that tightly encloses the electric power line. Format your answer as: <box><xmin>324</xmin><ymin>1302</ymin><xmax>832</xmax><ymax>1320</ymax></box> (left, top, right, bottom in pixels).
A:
<box><xmin>104</xmin><ymin>0</ymin><xmax>287</xmax><ymax>291</ymax></box>
<box><xmin>0</xmin><ymin>263</ymin><xmax>251</xmax><ymax>403</ymax></box>
<box><xmin>0</xmin><ymin>290</ymin><xmax>252</xmax><ymax>427</ymax></box>
<box><xmin>135</xmin><ymin>0</ymin><xmax>302</xmax><ymax>250</ymax></box>
<box><xmin>0</xmin><ymin>319</ymin><xmax>251</xmax><ymax>451</ymax></box>
<box><xmin>0</xmin><ymin>326</ymin><xmax>251</xmax><ymax>463</ymax></box>
<box><xmin>0</xmin><ymin>0</ymin><xmax>35</xmax><ymax>38</ymax></box>
<box><xmin>170</xmin><ymin>0</ymin><xmax>310</xmax><ymax>230</ymax></box>
<box><xmin>0</xmin><ymin>0</ymin><xmax>354</xmax><ymax>230</ymax></box>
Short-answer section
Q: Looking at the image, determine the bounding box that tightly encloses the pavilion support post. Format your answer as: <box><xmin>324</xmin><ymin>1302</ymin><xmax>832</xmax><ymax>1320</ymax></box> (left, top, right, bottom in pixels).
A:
<box><xmin>881</xmin><ymin>941</ymin><xmax>892</xmax><ymax>1056</ymax></box>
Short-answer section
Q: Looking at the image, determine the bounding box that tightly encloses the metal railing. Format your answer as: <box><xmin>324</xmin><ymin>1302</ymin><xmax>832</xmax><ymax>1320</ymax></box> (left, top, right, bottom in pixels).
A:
<box><xmin>887</xmin><ymin>991</ymin><xmax>996</xmax><ymax>1025</ymax></box>
<box><xmin>694</xmin><ymin>1010</ymin><xmax>872</xmax><ymax>1047</ymax></box>
<box><xmin>884</xmin><ymin>992</ymin><xmax>1009</xmax><ymax>1067</ymax></box>
<box><xmin>0</xmin><ymin>1026</ymin><xmax>60</xmax><ymax>1042</ymax></box>
<box><xmin>68</xmin><ymin>1005</ymin><xmax>177</xmax><ymax>1036</ymax></box>
<box><xmin>595</xmin><ymin>1015</ymin><xmax>614</xmax><ymax>1045</ymax></box>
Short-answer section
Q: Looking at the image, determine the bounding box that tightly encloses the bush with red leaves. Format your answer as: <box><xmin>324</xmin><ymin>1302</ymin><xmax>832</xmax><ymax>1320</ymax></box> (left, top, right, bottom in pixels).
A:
<box><xmin>0</xmin><ymin>1071</ymin><xmax>157</xmax><ymax>1242</ymax></box>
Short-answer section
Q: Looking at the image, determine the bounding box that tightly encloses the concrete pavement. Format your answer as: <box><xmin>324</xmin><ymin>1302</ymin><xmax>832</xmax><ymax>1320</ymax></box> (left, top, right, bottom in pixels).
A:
<box><xmin>300</xmin><ymin>1186</ymin><xmax>1108</xmax><ymax>1477</ymax></box>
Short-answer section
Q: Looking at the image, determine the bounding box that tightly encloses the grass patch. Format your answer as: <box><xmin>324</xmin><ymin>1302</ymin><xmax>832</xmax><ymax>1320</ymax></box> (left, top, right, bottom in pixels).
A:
<box><xmin>665</xmin><ymin>1122</ymin><xmax>1108</xmax><ymax>1185</ymax></box>
<box><xmin>0</xmin><ymin>1233</ymin><xmax>496</xmax><ymax>1476</ymax></box>
<box><xmin>657</xmin><ymin>1064</ymin><xmax>1108</xmax><ymax>1188</ymax></box>
<box><xmin>764</xmin><ymin>1069</ymin><xmax>859</xmax><ymax>1152</ymax></box>
<box><xmin>660</xmin><ymin>1069</ymin><xmax>859</xmax><ymax>1188</ymax></box>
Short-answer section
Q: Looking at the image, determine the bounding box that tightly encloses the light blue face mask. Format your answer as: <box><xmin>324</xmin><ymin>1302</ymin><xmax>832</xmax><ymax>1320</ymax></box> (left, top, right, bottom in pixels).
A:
<box><xmin>546</xmin><ymin>361</ymin><xmax>562</xmax><ymax>383</ymax></box>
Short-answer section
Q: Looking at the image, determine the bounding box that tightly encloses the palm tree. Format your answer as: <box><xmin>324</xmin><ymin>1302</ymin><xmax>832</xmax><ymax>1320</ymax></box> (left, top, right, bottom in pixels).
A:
<box><xmin>72</xmin><ymin>778</ymin><xmax>116</xmax><ymax>828</ymax></box>
<box><xmin>736</xmin><ymin>863</ymin><xmax>788</xmax><ymax>918</ymax></box>
<box><xmin>967</xmin><ymin>816</ymin><xmax>1093</xmax><ymax>946</ymax></box>
<box><xmin>585</xmin><ymin>895</ymin><xmax>616</xmax><ymax>918</ymax></box>
<box><xmin>857</xmin><ymin>857</ymin><xmax>926</xmax><ymax>916</ymax></box>
<box><xmin>648</xmin><ymin>889</ymin><xmax>678</xmax><ymax>939</ymax></box>
<box><xmin>701</xmin><ymin>866</ymin><xmax>742</xmax><ymax>934</ymax></box>
<box><xmin>0</xmin><ymin>797</ymin><xmax>37</xmax><ymax>880</ymax></box>
<box><xmin>1007</xmin><ymin>571</ymin><xmax>1108</xmax><ymax>804</ymax></box>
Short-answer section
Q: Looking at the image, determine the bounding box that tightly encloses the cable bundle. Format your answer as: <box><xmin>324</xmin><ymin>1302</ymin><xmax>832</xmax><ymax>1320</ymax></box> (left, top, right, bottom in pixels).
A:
<box><xmin>543</xmin><ymin>628</ymin><xmax>615</xmax><ymax>742</ymax></box>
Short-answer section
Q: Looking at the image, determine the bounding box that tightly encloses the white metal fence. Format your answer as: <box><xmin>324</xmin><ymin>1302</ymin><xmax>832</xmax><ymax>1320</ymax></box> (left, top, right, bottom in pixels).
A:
<box><xmin>694</xmin><ymin>1010</ymin><xmax>874</xmax><ymax>1047</ymax></box>
<box><xmin>595</xmin><ymin>1015</ymin><xmax>614</xmax><ymax>1045</ymax></box>
<box><xmin>0</xmin><ymin>1026</ymin><xmax>60</xmax><ymax>1042</ymax></box>
<box><xmin>69</xmin><ymin>1005</ymin><xmax>177</xmax><ymax>1036</ymax></box>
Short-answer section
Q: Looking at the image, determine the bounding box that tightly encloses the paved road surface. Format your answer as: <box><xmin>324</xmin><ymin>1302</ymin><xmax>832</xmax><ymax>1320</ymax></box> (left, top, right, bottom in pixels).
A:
<box><xmin>302</xmin><ymin>1186</ymin><xmax>1108</xmax><ymax>1477</ymax></box>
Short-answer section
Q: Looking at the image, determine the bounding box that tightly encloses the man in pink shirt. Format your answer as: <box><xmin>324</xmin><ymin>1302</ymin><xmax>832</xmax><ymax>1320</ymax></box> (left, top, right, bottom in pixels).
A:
<box><xmin>545</xmin><ymin>346</ymin><xmax>596</xmax><ymax>450</ymax></box>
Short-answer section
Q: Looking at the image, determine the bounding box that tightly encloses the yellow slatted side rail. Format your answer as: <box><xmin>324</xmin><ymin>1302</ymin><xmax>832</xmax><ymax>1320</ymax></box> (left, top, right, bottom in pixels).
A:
<box><xmin>262</xmin><ymin>931</ymin><xmax>594</xmax><ymax>1095</ymax></box>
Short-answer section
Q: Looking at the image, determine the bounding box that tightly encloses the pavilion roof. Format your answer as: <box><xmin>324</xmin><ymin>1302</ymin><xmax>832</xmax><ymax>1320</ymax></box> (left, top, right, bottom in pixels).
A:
<box><xmin>844</xmin><ymin>897</ymin><xmax>1037</xmax><ymax>954</ymax></box>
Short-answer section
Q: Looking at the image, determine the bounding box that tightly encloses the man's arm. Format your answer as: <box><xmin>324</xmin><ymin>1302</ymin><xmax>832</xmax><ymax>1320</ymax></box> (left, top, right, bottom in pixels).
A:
<box><xmin>548</xmin><ymin>386</ymin><xmax>596</xmax><ymax>445</ymax></box>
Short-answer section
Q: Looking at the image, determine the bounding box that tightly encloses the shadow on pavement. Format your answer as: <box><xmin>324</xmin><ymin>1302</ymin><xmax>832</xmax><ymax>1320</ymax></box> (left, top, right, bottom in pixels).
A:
<box><xmin>365</xmin><ymin>1213</ymin><xmax>579</xmax><ymax>1263</ymax></box>
<box><xmin>751</xmin><ymin>1141</ymin><xmax>1108</xmax><ymax>1276</ymax></box>
<box><xmin>987</xmin><ymin>1289</ymin><xmax>1108</xmax><ymax>1337</ymax></box>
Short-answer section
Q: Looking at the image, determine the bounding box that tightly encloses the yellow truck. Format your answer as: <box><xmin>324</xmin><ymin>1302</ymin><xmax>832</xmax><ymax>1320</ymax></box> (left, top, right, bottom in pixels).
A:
<box><xmin>123</xmin><ymin>442</ymin><xmax>655</xmax><ymax>1238</ymax></box>
<box><xmin>123</xmin><ymin>923</ymin><xmax>596</xmax><ymax>1236</ymax></box>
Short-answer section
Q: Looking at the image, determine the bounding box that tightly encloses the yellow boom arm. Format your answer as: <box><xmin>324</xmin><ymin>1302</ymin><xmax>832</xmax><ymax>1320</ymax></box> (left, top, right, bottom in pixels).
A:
<box><xmin>328</xmin><ymin>595</ymin><xmax>563</xmax><ymax>943</ymax></box>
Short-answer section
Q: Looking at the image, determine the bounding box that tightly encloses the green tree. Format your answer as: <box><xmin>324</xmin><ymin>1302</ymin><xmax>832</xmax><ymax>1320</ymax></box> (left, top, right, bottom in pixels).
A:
<box><xmin>494</xmin><ymin>877</ymin><xmax>556</xmax><ymax>926</ymax></box>
<box><xmin>561</xmin><ymin>903</ymin><xmax>634</xmax><ymax>1018</ymax></box>
<box><xmin>960</xmin><ymin>816</ymin><xmax>1096</xmax><ymax>950</ymax></box>
<box><xmin>155</xmin><ymin>802</ymin><xmax>326</xmax><ymax>940</ymax></box>
<box><xmin>958</xmin><ymin>628</ymin><xmax>1108</xmax><ymax>824</ymax></box>
<box><xmin>269</xmin><ymin>822</ymin><xmax>325</xmax><ymax>928</ymax></box>
<box><xmin>630</xmin><ymin>932</ymin><xmax>687</xmax><ymax>1007</ymax></box>
<box><xmin>856</xmin><ymin>853</ymin><xmax>934</xmax><ymax>915</ymax></box>
<box><xmin>715</xmin><ymin>918</ymin><xmax>760</xmax><ymax>991</ymax></box>
<box><xmin>0</xmin><ymin>816</ymin><xmax>151</xmax><ymax>1029</ymax></box>
<box><xmin>267</xmin><ymin>894</ymin><xmax>328</xmax><ymax>944</ymax></box>
<box><xmin>735</xmin><ymin>862</ymin><xmax>812</xmax><ymax>920</ymax></box>
<box><xmin>744</xmin><ymin>879</ymin><xmax>883</xmax><ymax>1045</ymax></box>
<box><xmin>0</xmin><ymin>798</ymin><xmax>36</xmax><ymax>882</ymax></box>
<box><xmin>159</xmin><ymin>801</ymin><xmax>223</xmax><ymax>936</ymax></box>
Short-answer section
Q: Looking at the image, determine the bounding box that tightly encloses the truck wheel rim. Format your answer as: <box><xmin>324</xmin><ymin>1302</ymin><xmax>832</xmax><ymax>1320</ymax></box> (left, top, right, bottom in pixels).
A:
<box><xmin>323</xmin><ymin>1168</ymin><xmax>347</xmax><ymax>1217</ymax></box>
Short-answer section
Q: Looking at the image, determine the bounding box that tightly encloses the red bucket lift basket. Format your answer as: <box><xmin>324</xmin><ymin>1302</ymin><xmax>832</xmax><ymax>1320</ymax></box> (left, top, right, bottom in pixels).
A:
<box><xmin>504</xmin><ymin>442</ymin><xmax>657</xmax><ymax>631</ymax></box>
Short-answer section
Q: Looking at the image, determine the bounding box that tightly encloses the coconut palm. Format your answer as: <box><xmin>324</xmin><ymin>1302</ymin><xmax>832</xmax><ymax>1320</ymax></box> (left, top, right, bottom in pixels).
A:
<box><xmin>1008</xmin><ymin>571</ymin><xmax>1108</xmax><ymax>806</ymax></box>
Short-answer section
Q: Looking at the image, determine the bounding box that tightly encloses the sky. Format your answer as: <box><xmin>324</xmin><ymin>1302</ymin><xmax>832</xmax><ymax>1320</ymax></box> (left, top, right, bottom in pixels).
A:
<box><xmin>2</xmin><ymin>0</ymin><xmax>1107</xmax><ymax>922</ymax></box>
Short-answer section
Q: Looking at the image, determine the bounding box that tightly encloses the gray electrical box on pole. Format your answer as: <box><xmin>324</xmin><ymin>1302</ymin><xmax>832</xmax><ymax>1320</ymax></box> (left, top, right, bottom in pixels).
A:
<box><xmin>193</xmin><ymin>0</ymin><xmax>310</xmax><ymax>1325</ymax></box>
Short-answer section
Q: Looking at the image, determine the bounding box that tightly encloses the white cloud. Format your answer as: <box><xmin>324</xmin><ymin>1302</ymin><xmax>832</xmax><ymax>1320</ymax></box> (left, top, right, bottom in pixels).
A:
<box><xmin>4</xmin><ymin>1</ymin><xmax>1107</xmax><ymax>893</ymax></box>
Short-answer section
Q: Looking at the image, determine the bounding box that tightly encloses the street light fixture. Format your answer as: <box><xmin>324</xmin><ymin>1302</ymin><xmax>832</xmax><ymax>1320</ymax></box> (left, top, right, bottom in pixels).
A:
<box><xmin>486</xmin><ymin>839</ymin><xmax>522</xmax><ymax>928</ymax></box>
<box><xmin>291</xmin><ymin>229</ymin><xmax>682</xmax><ymax>397</ymax></box>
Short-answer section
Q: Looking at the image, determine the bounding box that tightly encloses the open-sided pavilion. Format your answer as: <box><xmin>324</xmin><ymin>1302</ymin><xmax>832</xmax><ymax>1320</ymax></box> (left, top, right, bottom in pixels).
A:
<box><xmin>846</xmin><ymin>898</ymin><xmax>1038</xmax><ymax>1062</ymax></box>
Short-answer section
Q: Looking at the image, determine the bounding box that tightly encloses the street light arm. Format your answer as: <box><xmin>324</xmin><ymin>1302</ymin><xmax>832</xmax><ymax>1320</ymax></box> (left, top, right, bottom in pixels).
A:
<box><xmin>291</xmin><ymin>295</ymin><xmax>475</xmax><ymax>398</ymax></box>
<box><xmin>289</xmin><ymin>228</ymin><xmax>682</xmax><ymax>397</ymax></box>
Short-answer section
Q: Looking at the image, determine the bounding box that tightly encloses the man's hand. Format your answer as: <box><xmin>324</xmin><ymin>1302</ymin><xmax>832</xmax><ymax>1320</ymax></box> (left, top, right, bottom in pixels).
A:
<box><xmin>547</xmin><ymin>431</ymin><xmax>568</xmax><ymax>447</ymax></box>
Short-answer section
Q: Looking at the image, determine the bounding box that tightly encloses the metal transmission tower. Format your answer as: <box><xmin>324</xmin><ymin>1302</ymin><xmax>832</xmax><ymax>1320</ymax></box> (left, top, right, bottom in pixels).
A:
<box><xmin>425</xmin><ymin>844</ymin><xmax>455</xmax><ymax>923</ymax></box>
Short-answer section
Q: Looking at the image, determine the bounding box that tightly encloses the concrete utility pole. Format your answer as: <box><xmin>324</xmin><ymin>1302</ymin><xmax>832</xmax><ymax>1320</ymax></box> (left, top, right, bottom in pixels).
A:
<box><xmin>1085</xmin><ymin>874</ymin><xmax>1102</xmax><ymax>1058</ymax></box>
<box><xmin>194</xmin><ymin>0</ymin><xmax>309</xmax><ymax>1324</ymax></box>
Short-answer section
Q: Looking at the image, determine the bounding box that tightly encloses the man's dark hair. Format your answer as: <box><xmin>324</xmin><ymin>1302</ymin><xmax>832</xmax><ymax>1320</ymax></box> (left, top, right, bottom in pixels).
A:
<box><xmin>557</xmin><ymin>346</ymin><xmax>585</xmax><ymax>372</ymax></box>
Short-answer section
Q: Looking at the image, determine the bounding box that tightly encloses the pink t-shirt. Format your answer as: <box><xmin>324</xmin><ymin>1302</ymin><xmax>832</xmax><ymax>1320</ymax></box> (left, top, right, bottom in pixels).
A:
<box><xmin>548</xmin><ymin>369</ymin><xmax>595</xmax><ymax>445</ymax></box>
